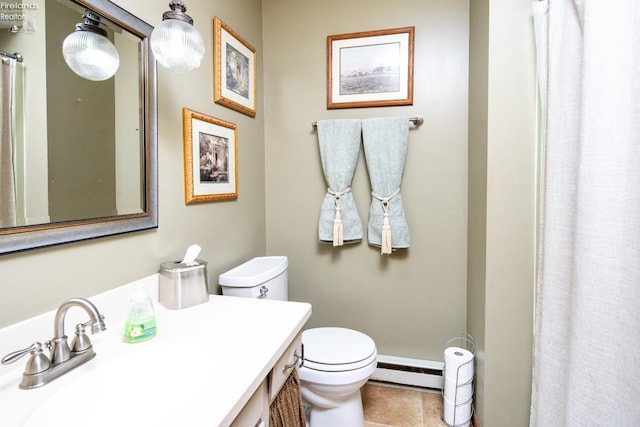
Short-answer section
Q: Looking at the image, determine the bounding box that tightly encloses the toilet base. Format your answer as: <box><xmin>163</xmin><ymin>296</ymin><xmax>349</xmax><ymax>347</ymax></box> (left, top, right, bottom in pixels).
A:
<box><xmin>304</xmin><ymin>389</ymin><xmax>365</xmax><ymax>427</ymax></box>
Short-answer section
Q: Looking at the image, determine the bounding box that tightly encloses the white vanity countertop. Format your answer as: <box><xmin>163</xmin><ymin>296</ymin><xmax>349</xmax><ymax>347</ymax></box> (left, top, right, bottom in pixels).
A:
<box><xmin>0</xmin><ymin>275</ymin><xmax>312</xmax><ymax>426</ymax></box>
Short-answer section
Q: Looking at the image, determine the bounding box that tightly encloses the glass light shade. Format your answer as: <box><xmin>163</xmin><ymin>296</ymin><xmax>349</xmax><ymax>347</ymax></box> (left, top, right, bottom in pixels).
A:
<box><xmin>150</xmin><ymin>19</ymin><xmax>205</xmax><ymax>73</ymax></box>
<box><xmin>62</xmin><ymin>30</ymin><xmax>120</xmax><ymax>81</ymax></box>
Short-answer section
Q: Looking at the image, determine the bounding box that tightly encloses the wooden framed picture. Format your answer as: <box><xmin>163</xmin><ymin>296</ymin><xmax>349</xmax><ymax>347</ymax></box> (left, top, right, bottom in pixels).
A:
<box><xmin>182</xmin><ymin>108</ymin><xmax>238</xmax><ymax>204</ymax></box>
<box><xmin>327</xmin><ymin>27</ymin><xmax>415</xmax><ymax>109</ymax></box>
<box><xmin>213</xmin><ymin>16</ymin><xmax>257</xmax><ymax>117</ymax></box>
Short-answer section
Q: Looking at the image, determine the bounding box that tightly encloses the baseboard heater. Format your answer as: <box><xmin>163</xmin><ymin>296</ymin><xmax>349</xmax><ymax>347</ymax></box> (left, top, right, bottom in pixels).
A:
<box><xmin>370</xmin><ymin>355</ymin><xmax>444</xmax><ymax>390</ymax></box>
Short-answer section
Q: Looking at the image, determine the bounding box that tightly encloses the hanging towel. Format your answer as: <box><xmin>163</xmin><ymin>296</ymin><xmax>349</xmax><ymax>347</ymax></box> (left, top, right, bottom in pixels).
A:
<box><xmin>316</xmin><ymin>119</ymin><xmax>363</xmax><ymax>246</ymax></box>
<box><xmin>362</xmin><ymin>116</ymin><xmax>410</xmax><ymax>254</ymax></box>
<box><xmin>270</xmin><ymin>369</ymin><xmax>306</xmax><ymax>427</ymax></box>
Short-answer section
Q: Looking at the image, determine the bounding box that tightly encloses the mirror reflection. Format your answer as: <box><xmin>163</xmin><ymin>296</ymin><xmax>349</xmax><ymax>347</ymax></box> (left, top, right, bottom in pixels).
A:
<box><xmin>0</xmin><ymin>0</ymin><xmax>144</xmax><ymax>230</ymax></box>
<box><xmin>0</xmin><ymin>0</ymin><xmax>157</xmax><ymax>255</ymax></box>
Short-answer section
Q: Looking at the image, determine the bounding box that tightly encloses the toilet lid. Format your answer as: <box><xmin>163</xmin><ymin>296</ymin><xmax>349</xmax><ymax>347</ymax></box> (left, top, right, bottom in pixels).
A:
<box><xmin>303</xmin><ymin>327</ymin><xmax>376</xmax><ymax>370</ymax></box>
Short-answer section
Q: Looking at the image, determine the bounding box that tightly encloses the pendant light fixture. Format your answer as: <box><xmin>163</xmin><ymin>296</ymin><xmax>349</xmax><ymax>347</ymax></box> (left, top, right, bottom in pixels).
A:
<box><xmin>150</xmin><ymin>0</ymin><xmax>205</xmax><ymax>73</ymax></box>
<box><xmin>62</xmin><ymin>10</ymin><xmax>120</xmax><ymax>81</ymax></box>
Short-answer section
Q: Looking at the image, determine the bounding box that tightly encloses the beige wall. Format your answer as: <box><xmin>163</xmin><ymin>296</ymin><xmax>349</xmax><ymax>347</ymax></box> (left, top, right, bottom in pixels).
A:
<box><xmin>467</xmin><ymin>0</ymin><xmax>489</xmax><ymax>421</ymax></box>
<box><xmin>263</xmin><ymin>0</ymin><xmax>470</xmax><ymax>361</ymax></box>
<box><xmin>482</xmin><ymin>0</ymin><xmax>536</xmax><ymax>423</ymax></box>
<box><xmin>263</xmin><ymin>0</ymin><xmax>536</xmax><ymax>425</ymax></box>
<box><xmin>0</xmin><ymin>0</ymin><xmax>267</xmax><ymax>327</ymax></box>
<box><xmin>468</xmin><ymin>0</ymin><xmax>537</xmax><ymax>425</ymax></box>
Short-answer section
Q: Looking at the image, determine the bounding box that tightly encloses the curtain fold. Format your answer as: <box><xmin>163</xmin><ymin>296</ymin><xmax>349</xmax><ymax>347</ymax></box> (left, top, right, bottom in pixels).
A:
<box><xmin>531</xmin><ymin>1</ymin><xmax>640</xmax><ymax>425</ymax></box>
<box><xmin>0</xmin><ymin>56</ymin><xmax>17</xmax><ymax>228</ymax></box>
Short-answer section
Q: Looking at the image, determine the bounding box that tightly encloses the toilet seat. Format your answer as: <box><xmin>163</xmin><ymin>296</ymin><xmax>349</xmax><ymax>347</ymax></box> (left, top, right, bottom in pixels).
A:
<box><xmin>302</xmin><ymin>327</ymin><xmax>377</xmax><ymax>372</ymax></box>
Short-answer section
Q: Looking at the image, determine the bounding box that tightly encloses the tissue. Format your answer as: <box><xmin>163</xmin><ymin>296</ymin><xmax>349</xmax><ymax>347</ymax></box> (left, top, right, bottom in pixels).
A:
<box><xmin>181</xmin><ymin>244</ymin><xmax>201</xmax><ymax>266</ymax></box>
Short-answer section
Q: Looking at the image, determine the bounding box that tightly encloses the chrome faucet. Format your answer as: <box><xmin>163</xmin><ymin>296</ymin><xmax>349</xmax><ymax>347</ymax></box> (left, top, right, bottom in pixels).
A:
<box><xmin>1</xmin><ymin>298</ymin><xmax>106</xmax><ymax>389</ymax></box>
<box><xmin>50</xmin><ymin>298</ymin><xmax>106</xmax><ymax>364</ymax></box>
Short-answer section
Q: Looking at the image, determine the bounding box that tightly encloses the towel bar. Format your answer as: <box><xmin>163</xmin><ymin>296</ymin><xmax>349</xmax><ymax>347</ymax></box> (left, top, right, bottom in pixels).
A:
<box><xmin>312</xmin><ymin>116</ymin><xmax>423</xmax><ymax>130</ymax></box>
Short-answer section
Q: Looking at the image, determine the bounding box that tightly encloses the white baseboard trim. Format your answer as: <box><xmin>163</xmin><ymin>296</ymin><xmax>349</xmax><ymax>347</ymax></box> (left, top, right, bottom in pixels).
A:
<box><xmin>371</xmin><ymin>354</ymin><xmax>444</xmax><ymax>390</ymax></box>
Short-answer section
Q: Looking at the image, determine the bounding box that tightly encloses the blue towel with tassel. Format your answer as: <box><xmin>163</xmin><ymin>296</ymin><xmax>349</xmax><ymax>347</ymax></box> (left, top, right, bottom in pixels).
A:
<box><xmin>362</xmin><ymin>117</ymin><xmax>410</xmax><ymax>254</ymax></box>
<box><xmin>316</xmin><ymin>119</ymin><xmax>363</xmax><ymax>245</ymax></box>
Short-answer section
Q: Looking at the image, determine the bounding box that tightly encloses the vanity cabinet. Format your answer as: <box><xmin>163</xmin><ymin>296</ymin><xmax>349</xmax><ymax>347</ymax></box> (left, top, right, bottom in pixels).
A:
<box><xmin>231</xmin><ymin>380</ymin><xmax>269</xmax><ymax>427</ymax></box>
<box><xmin>231</xmin><ymin>332</ymin><xmax>304</xmax><ymax>427</ymax></box>
<box><xmin>0</xmin><ymin>285</ymin><xmax>312</xmax><ymax>427</ymax></box>
<box><xmin>269</xmin><ymin>332</ymin><xmax>303</xmax><ymax>401</ymax></box>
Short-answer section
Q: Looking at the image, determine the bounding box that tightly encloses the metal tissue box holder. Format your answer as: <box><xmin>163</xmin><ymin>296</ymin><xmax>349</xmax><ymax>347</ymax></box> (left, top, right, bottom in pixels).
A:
<box><xmin>159</xmin><ymin>259</ymin><xmax>210</xmax><ymax>310</ymax></box>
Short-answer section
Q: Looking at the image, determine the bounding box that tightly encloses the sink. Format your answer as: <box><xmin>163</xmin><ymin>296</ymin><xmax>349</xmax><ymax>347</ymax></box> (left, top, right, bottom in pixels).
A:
<box><xmin>0</xmin><ymin>290</ymin><xmax>312</xmax><ymax>427</ymax></box>
<box><xmin>25</xmin><ymin>340</ymin><xmax>211</xmax><ymax>426</ymax></box>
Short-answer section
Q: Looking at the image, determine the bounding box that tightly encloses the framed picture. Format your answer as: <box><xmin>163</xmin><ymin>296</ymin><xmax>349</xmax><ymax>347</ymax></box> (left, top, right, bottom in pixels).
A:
<box><xmin>327</xmin><ymin>27</ymin><xmax>415</xmax><ymax>109</ymax></box>
<box><xmin>182</xmin><ymin>108</ymin><xmax>238</xmax><ymax>204</ymax></box>
<box><xmin>214</xmin><ymin>16</ymin><xmax>257</xmax><ymax>117</ymax></box>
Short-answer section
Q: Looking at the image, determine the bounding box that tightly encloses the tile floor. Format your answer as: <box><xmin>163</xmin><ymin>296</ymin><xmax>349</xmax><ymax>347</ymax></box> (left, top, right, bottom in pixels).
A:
<box><xmin>362</xmin><ymin>382</ymin><xmax>450</xmax><ymax>427</ymax></box>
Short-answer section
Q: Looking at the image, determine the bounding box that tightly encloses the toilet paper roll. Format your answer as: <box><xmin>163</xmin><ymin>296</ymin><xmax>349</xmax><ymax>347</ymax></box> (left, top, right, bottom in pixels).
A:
<box><xmin>443</xmin><ymin>346</ymin><xmax>474</xmax><ymax>384</ymax></box>
<box><xmin>443</xmin><ymin>396</ymin><xmax>472</xmax><ymax>426</ymax></box>
<box><xmin>444</xmin><ymin>377</ymin><xmax>473</xmax><ymax>402</ymax></box>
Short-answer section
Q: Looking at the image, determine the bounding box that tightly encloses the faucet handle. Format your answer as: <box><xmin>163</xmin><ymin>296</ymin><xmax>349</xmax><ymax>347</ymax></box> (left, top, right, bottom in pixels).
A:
<box><xmin>70</xmin><ymin>322</ymin><xmax>93</xmax><ymax>353</ymax></box>
<box><xmin>2</xmin><ymin>342</ymin><xmax>51</xmax><ymax>374</ymax></box>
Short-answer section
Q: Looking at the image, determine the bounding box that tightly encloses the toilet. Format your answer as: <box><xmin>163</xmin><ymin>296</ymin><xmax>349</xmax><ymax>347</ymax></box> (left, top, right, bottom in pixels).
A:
<box><xmin>219</xmin><ymin>256</ymin><xmax>377</xmax><ymax>427</ymax></box>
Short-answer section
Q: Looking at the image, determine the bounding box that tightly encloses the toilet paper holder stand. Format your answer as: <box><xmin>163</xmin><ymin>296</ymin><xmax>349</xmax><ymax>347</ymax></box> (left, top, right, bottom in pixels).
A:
<box><xmin>441</xmin><ymin>333</ymin><xmax>476</xmax><ymax>427</ymax></box>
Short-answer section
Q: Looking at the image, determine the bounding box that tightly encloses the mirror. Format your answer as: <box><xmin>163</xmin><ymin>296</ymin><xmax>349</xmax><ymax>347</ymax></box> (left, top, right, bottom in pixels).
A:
<box><xmin>0</xmin><ymin>0</ymin><xmax>157</xmax><ymax>254</ymax></box>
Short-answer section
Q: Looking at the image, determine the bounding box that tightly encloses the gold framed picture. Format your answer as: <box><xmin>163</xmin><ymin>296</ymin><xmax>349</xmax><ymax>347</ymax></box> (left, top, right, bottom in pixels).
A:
<box><xmin>327</xmin><ymin>27</ymin><xmax>415</xmax><ymax>109</ymax></box>
<box><xmin>182</xmin><ymin>108</ymin><xmax>238</xmax><ymax>204</ymax></box>
<box><xmin>213</xmin><ymin>16</ymin><xmax>257</xmax><ymax>117</ymax></box>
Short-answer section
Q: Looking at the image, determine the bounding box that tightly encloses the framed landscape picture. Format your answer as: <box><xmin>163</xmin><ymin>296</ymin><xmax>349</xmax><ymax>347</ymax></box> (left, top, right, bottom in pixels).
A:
<box><xmin>213</xmin><ymin>16</ymin><xmax>257</xmax><ymax>117</ymax></box>
<box><xmin>183</xmin><ymin>108</ymin><xmax>238</xmax><ymax>204</ymax></box>
<box><xmin>327</xmin><ymin>27</ymin><xmax>415</xmax><ymax>109</ymax></box>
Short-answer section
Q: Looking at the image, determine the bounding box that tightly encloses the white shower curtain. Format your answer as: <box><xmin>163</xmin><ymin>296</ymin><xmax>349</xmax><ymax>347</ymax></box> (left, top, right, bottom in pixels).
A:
<box><xmin>0</xmin><ymin>56</ymin><xmax>17</xmax><ymax>228</ymax></box>
<box><xmin>531</xmin><ymin>1</ymin><xmax>640</xmax><ymax>426</ymax></box>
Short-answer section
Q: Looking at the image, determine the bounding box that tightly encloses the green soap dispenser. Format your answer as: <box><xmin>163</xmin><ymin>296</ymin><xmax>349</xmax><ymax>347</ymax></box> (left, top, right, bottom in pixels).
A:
<box><xmin>123</xmin><ymin>284</ymin><xmax>157</xmax><ymax>343</ymax></box>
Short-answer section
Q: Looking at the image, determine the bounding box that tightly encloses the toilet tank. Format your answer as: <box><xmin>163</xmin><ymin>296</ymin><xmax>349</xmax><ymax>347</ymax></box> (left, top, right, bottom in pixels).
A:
<box><xmin>218</xmin><ymin>256</ymin><xmax>288</xmax><ymax>301</ymax></box>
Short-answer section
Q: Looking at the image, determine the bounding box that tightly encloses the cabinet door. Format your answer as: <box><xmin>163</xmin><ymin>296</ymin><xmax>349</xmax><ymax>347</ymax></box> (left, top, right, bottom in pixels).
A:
<box><xmin>231</xmin><ymin>380</ymin><xmax>269</xmax><ymax>427</ymax></box>
<box><xmin>269</xmin><ymin>332</ymin><xmax>303</xmax><ymax>402</ymax></box>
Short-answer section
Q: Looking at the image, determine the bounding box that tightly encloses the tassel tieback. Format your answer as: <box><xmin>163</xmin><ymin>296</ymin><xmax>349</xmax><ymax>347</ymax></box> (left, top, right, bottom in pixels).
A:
<box><xmin>371</xmin><ymin>188</ymin><xmax>401</xmax><ymax>255</ymax></box>
<box><xmin>327</xmin><ymin>187</ymin><xmax>351</xmax><ymax>247</ymax></box>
